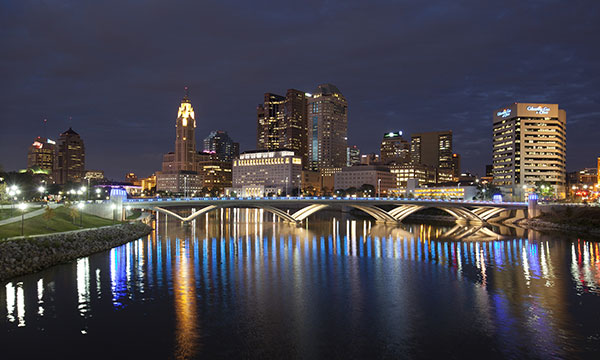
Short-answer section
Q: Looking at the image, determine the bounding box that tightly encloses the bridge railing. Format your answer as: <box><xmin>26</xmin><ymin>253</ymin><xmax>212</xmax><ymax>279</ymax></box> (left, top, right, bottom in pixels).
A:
<box><xmin>122</xmin><ymin>196</ymin><xmax>525</xmax><ymax>206</ymax></box>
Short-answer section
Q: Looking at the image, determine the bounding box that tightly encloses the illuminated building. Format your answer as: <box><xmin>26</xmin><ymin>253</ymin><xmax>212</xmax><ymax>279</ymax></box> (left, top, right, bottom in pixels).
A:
<box><xmin>203</xmin><ymin>130</ymin><xmax>239</xmax><ymax>162</ymax></box>
<box><xmin>84</xmin><ymin>170</ymin><xmax>105</xmax><ymax>182</ymax></box>
<box><xmin>27</xmin><ymin>136</ymin><xmax>56</xmax><ymax>176</ymax></box>
<box><xmin>334</xmin><ymin>165</ymin><xmax>395</xmax><ymax>195</ymax></box>
<box><xmin>197</xmin><ymin>152</ymin><xmax>232</xmax><ymax>191</ymax></box>
<box><xmin>360</xmin><ymin>153</ymin><xmax>380</xmax><ymax>165</ymax></box>
<box><xmin>301</xmin><ymin>170</ymin><xmax>322</xmax><ymax>195</ymax></box>
<box><xmin>413</xmin><ymin>186</ymin><xmax>477</xmax><ymax>200</ymax></box>
<box><xmin>410</xmin><ymin>131</ymin><xmax>453</xmax><ymax>170</ymax></box>
<box><xmin>389</xmin><ymin>163</ymin><xmax>436</xmax><ymax>189</ymax></box>
<box><xmin>140</xmin><ymin>174</ymin><xmax>156</xmax><ymax>192</ymax></box>
<box><xmin>230</xmin><ymin>150</ymin><xmax>302</xmax><ymax>197</ymax></box>
<box><xmin>53</xmin><ymin>127</ymin><xmax>85</xmax><ymax>184</ymax></box>
<box><xmin>257</xmin><ymin>89</ymin><xmax>308</xmax><ymax>166</ymax></box>
<box><xmin>125</xmin><ymin>172</ymin><xmax>139</xmax><ymax>184</ymax></box>
<box><xmin>156</xmin><ymin>171</ymin><xmax>202</xmax><ymax>196</ymax></box>
<box><xmin>306</xmin><ymin>84</ymin><xmax>348</xmax><ymax>172</ymax></box>
<box><xmin>451</xmin><ymin>153</ymin><xmax>461</xmax><ymax>179</ymax></box>
<box><xmin>347</xmin><ymin>145</ymin><xmax>360</xmax><ymax>167</ymax></box>
<box><xmin>380</xmin><ymin>131</ymin><xmax>410</xmax><ymax>165</ymax></box>
<box><xmin>598</xmin><ymin>157</ymin><xmax>600</xmax><ymax>185</ymax></box>
<box><xmin>157</xmin><ymin>88</ymin><xmax>203</xmax><ymax>194</ymax></box>
<box><xmin>492</xmin><ymin>103</ymin><xmax>566</xmax><ymax>200</ymax></box>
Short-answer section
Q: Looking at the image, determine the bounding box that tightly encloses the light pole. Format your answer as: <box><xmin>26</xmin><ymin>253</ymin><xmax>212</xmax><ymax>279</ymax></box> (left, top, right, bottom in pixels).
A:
<box><xmin>377</xmin><ymin>179</ymin><xmax>381</xmax><ymax>197</ymax></box>
<box><xmin>77</xmin><ymin>202</ymin><xmax>84</xmax><ymax>227</ymax></box>
<box><xmin>38</xmin><ymin>186</ymin><xmax>46</xmax><ymax>201</ymax></box>
<box><xmin>18</xmin><ymin>202</ymin><xmax>27</xmax><ymax>236</ymax></box>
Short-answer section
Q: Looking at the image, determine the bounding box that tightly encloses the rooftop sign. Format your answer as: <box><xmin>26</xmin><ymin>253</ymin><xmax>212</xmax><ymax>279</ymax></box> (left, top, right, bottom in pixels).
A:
<box><xmin>496</xmin><ymin>109</ymin><xmax>512</xmax><ymax>118</ymax></box>
<box><xmin>526</xmin><ymin>105</ymin><xmax>550</xmax><ymax>115</ymax></box>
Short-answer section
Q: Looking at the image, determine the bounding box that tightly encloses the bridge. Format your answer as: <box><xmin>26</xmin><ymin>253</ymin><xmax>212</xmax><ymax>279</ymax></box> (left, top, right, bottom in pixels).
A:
<box><xmin>122</xmin><ymin>196</ymin><xmax>528</xmax><ymax>225</ymax></box>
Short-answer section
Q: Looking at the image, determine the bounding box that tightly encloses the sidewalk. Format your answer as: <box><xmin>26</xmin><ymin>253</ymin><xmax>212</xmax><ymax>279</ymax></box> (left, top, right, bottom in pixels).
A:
<box><xmin>0</xmin><ymin>204</ymin><xmax>58</xmax><ymax>226</ymax></box>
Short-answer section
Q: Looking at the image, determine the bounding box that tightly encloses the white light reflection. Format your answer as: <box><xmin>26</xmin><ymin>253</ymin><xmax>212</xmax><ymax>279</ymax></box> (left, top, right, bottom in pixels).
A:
<box><xmin>77</xmin><ymin>257</ymin><xmax>91</xmax><ymax>320</ymax></box>
<box><xmin>37</xmin><ymin>278</ymin><xmax>44</xmax><ymax>316</ymax></box>
<box><xmin>6</xmin><ymin>282</ymin><xmax>15</xmax><ymax>323</ymax></box>
<box><xmin>16</xmin><ymin>282</ymin><xmax>25</xmax><ymax>327</ymax></box>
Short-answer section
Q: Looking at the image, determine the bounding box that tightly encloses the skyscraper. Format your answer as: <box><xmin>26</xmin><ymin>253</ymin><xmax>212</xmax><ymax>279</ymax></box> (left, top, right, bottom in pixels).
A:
<box><xmin>157</xmin><ymin>89</ymin><xmax>203</xmax><ymax>194</ymax></box>
<box><xmin>380</xmin><ymin>131</ymin><xmax>410</xmax><ymax>165</ymax></box>
<box><xmin>203</xmin><ymin>130</ymin><xmax>239</xmax><ymax>162</ymax></box>
<box><xmin>174</xmin><ymin>88</ymin><xmax>197</xmax><ymax>172</ymax></box>
<box><xmin>27</xmin><ymin>136</ymin><xmax>56</xmax><ymax>175</ymax></box>
<box><xmin>306</xmin><ymin>84</ymin><xmax>348</xmax><ymax>172</ymax></box>
<box><xmin>346</xmin><ymin>145</ymin><xmax>360</xmax><ymax>167</ymax></box>
<box><xmin>53</xmin><ymin>128</ymin><xmax>85</xmax><ymax>184</ymax></box>
<box><xmin>257</xmin><ymin>89</ymin><xmax>308</xmax><ymax>166</ymax></box>
<box><xmin>492</xmin><ymin>102</ymin><xmax>566</xmax><ymax>200</ymax></box>
<box><xmin>410</xmin><ymin>131</ymin><xmax>453</xmax><ymax>170</ymax></box>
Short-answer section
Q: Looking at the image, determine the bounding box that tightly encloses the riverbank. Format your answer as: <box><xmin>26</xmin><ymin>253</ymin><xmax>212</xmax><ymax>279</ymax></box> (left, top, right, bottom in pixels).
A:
<box><xmin>517</xmin><ymin>205</ymin><xmax>600</xmax><ymax>238</ymax></box>
<box><xmin>0</xmin><ymin>222</ymin><xmax>152</xmax><ymax>282</ymax></box>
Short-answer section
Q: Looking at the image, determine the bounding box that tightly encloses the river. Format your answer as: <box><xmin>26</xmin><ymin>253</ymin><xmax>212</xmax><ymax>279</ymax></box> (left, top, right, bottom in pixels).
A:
<box><xmin>1</xmin><ymin>209</ymin><xmax>600</xmax><ymax>359</ymax></box>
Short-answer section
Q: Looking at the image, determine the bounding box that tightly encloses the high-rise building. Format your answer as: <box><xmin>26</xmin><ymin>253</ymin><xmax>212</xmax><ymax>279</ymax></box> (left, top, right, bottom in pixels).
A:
<box><xmin>257</xmin><ymin>89</ymin><xmax>308</xmax><ymax>166</ymax></box>
<box><xmin>197</xmin><ymin>152</ymin><xmax>232</xmax><ymax>191</ymax></box>
<box><xmin>53</xmin><ymin>128</ymin><xmax>85</xmax><ymax>184</ymax></box>
<box><xmin>492</xmin><ymin>103</ymin><xmax>566</xmax><ymax>200</ymax></box>
<box><xmin>203</xmin><ymin>130</ymin><xmax>239</xmax><ymax>162</ymax></box>
<box><xmin>410</xmin><ymin>131</ymin><xmax>453</xmax><ymax>170</ymax></box>
<box><xmin>173</xmin><ymin>89</ymin><xmax>197</xmax><ymax>172</ymax></box>
<box><xmin>380</xmin><ymin>131</ymin><xmax>410</xmax><ymax>165</ymax></box>
<box><xmin>27</xmin><ymin>136</ymin><xmax>56</xmax><ymax>175</ymax></box>
<box><xmin>230</xmin><ymin>150</ymin><xmax>302</xmax><ymax>197</ymax></box>
<box><xmin>307</xmin><ymin>84</ymin><xmax>348</xmax><ymax>172</ymax></box>
<box><xmin>347</xmin><ymin>145</ymin><xmax>360</xmax><ymax>167</ymax></box>
<box><xmin>451</xmin><ymin>153</ymin><xmax>461</xmax><ymax>179</ymax></box>
<box><xmin>157</xmin><ymin>88</ymin><xmax>203</xmax><ymax>194</ymax></box>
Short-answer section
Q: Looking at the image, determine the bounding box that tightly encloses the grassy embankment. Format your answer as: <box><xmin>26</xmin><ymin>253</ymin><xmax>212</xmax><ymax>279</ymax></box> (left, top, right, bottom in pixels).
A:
<box><xmin>0</xmin><ymin>206</ymin><xmax>122</xmax><ymax>239</ymax></box>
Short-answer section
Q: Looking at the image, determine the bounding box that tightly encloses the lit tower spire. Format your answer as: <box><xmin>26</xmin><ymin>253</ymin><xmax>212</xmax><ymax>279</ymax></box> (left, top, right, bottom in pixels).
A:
<box><xmin>175</xmin><ymin>86</ymin><xmax>197</xmax><ymax>172</ymax></box>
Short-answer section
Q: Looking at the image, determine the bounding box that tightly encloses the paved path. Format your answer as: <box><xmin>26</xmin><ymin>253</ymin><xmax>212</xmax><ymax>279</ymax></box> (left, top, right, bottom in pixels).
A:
<box><xmin>0</xmin><ymin>204</ymin><xmax>57</xmax><ymax>226</ymax></box>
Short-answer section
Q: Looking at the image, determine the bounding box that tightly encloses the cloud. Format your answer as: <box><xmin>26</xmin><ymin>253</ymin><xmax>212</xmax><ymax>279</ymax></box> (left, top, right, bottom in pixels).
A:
<box><xmin>1</xmin><ymin>0</ymin><xmax>599</xmax><ymax>178</ymax></box>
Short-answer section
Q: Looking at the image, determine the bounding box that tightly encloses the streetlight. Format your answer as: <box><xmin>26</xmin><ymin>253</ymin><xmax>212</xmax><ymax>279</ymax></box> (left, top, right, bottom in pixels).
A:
<box><xmin>38</xmin><ymin>186</ymin><xmax>46</xmax><ymax>201</ymax></box>
<box><xmin>18</xmin><ymin>202</ymin><xmax>27</xmax><ymax>236</ymax></box>
<box><xmin>7</xmin><ymin>185</ymin><xmax>20</xmax><ymax>217</ymax></box>
<box><xmin>81</xmin><ymin>186</ymin><xmax>87</xmax><ymax>201</ymax></box>
<box><xmin>377</xmin><ymin>179</ymin><xmax>381</xmax><ymax>198</ymax></box>
<box><xmin>77</xmin><ymin>203</ymin><xmax>84</xmax><ymax>227</ymax></box>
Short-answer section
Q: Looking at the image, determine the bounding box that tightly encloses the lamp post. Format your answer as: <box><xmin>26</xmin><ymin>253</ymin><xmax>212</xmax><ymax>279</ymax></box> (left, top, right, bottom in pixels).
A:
<box><xmin>77</xmin><ymin>202</ymin><xmax>84</xmax><ymax>227</ymax></box>
<box><xmin>377</xmin><ymin>179</ymin><xmax>381</xmax><ymax>198</ymax></box>
<box><xmin>18</xmin><ymin>202</ymin><xmax>27</xmax><ymax>236</ymax></box>
<box><xmin>38</xmin><ymin>186</ymin><xmax>46</xmax><ymax>201</ymax></box>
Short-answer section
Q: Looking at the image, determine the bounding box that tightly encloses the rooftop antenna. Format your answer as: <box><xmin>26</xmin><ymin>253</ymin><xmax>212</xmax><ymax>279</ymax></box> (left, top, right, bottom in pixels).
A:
<box><xmin>184</xmin><ymin>85</ymin><xmax>189</xmax><ymax>98</ymax></box>
<box><xmin>43</xmin><ymin>118</ymin><xmax>48</xmax><ymax>139</ymax></box>
<box><xmin>68</xmin><ymin>116</ymin><xmax>72</xmax><ymax>129</ymax></box>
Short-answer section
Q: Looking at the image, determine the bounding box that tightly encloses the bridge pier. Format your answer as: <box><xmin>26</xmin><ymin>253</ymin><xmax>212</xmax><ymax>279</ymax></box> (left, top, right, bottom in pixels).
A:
<box><xmin>527</xmin><ymin>194</ymin><xmax>539</xmax><ymax>218</ymax></box>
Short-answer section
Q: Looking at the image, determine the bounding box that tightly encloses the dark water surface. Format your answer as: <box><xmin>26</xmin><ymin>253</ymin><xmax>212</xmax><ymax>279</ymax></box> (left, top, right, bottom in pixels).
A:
<box><xmin>1</xmin><ymin>210</ymin><xmax>600</xmax><ymax>359</ymax></box>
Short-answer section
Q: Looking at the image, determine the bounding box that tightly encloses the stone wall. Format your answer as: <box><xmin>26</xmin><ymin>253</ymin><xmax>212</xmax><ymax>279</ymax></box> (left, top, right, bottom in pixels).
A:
<box><xmin>0</xmin><ymin>222</ymin><xmax>152</xmax><ymax>282</ymax></box>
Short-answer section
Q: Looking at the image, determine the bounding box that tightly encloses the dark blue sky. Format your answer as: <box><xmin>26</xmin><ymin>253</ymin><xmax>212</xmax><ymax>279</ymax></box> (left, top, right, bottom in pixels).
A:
<box><xmin>1</xmin><ymin>0</ymin><xmax>599</xmax><ymax>180</ymax></box>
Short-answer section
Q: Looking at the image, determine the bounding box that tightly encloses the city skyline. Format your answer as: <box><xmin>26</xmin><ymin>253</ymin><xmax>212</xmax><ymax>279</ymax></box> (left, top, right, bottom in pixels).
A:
<box><xmin>1</xmin><ymin>1</ymin><xmax>599</xmax><ymax>180</ymax></box>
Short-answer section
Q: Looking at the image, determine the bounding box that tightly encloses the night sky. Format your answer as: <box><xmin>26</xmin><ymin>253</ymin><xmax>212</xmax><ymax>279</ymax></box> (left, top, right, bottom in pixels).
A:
<box><xmin>1</xmin><ymin>0</ymin><xmax>599</xmax><ymax>180</ymax></box>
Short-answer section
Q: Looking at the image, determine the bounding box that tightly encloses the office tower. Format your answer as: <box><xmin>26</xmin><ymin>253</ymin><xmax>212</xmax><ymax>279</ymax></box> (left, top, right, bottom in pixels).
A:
<box><xmin>203</xmin><ymin>130</ymin><xmax>239</xmax><ymax>162</ymax></box>
<box><xmin>27</xmin><ymin>137</ymin><xmax>56</xmax><ymax>175</ymax></box>
<box><xmin>157</xmin><ymin>88</ymin><xmax>202</xmax><ymax>194</ymax></box>
<box><xmin>347</xmin><ymin>145</ymin><xmax>360</xmax><ymax>167</ymax></box>
<box><xmin>360</xmin><ymin>153</ymin><xmax>380</xmax><ymax>165</ymax></box>
<box><xmin>53</xmin><ymin>128</ymin><xmax>85</xmax><ymax>184</ymax></box>
<box><xmin>410</xmin><ymin>131</ymin><xmax>453</xmax><ymax>170</ymax></box>
<box><xmin>380</xmin><ymin>131</ymin><xmax>410</xmax><ymax>165</ymax></box>
<box><xmin>452</xmin><ymin>153</ymin><xmax>461</xmax><ymax>179</ymax></box>
<box><xmin>492</xmin><ymin>103</ymin><xmax>566</xmax><ymax>200</ymax></box>
<box><xmin>306</xmin><ymin>84</ymin><xmax>348</xmax><ymax>172</ymax></box>
<box><xmin>231</xmin><ymin>150</ymin><xmax>302</xmax><ymax>197</ymax></box>
<box><xmin>257</xmin><ymin>89</ymin><xmax>308</xmax><ymax>166</ymax></box>
<box><xmin>174</xmin><ymin>89</ymin><xmax>197</xmax><ymax>172</ymax></box>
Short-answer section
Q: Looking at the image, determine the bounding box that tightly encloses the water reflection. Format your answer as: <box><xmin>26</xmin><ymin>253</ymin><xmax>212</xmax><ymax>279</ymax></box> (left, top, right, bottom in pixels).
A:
<box><xmin>1</xmin><ymin>209</ymin><xmax>600</xmax><ymax>358</ymax></box>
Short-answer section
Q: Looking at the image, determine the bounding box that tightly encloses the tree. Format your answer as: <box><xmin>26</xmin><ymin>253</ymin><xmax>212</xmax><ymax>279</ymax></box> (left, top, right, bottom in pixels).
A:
<box><xmin>475</xmin><ymin>182</ymin><xmax>500</xmax><ymax>200</ymax></box>
<box><xmin>334</xmin><ymin>189</ymin><xmax>346</xmax><ymax>197</ymax></box>
<box><xmin>359</xmin><ymin>184</ymin><xmax>375</xmax><ymax>197</ymax></box>
<box><xmin>534</xmin><ymin>181</ymin><xmax>554</xmax><ymax>199</ymax></box>
<box><xmin>42</xmin><ymin>205</ymin><xmax>55</xmax><ymax>229</ymax></box>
